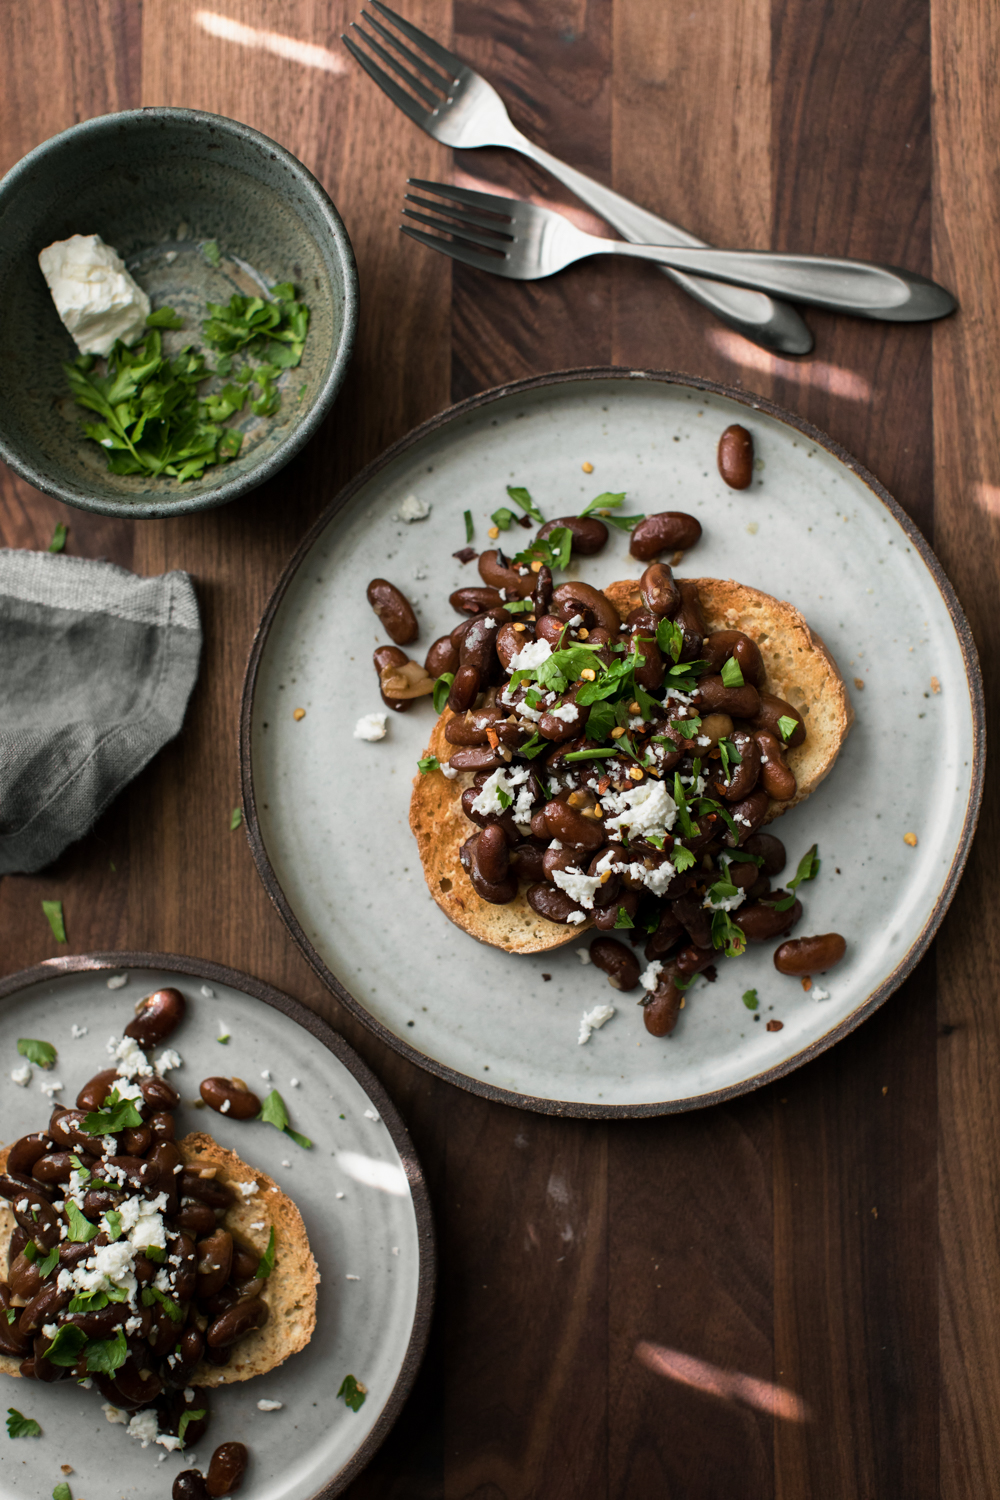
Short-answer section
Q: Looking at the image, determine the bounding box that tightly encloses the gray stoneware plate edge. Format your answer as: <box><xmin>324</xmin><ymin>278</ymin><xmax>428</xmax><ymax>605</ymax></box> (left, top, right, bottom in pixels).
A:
<box><xmin>0</xmin><ymin>951</ymin><xmax>435</xmax><ymax>1499</ymax></box>
<box><xmin>239</xmin><ymin>367</ymin><xmax>985</xmax><ymax>1120</ymax></box>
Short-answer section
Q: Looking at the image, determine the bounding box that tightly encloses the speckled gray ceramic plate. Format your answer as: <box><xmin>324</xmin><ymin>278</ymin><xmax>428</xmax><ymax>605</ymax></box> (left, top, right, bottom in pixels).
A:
<box><xmin>241</xmin><ymin>370</ymin><xmax>983</xmax><ymax>1117</ymax></box>
<box><xmin>0</xmin><ymin>954</ymin><xmax>433</xmax><ymax>1498</ymax></box>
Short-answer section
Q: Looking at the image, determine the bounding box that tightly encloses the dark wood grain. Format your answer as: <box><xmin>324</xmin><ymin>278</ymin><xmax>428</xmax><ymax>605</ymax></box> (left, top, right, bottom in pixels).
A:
<box><xmin>0</xmin><ymin>2</ymin><xmax>994</xmax><ymax>1496</ymax></box>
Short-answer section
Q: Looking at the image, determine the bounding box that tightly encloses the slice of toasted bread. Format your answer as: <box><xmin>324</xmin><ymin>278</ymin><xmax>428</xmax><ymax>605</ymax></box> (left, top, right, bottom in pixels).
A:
<box><xmin>411</xmin><ymin>577</ymin><xmax>852</xmax><ymax>955</ymax></box>
<box><xmin>0</xmin><ymin>1133</ymin><xmax>319</xmax><ymax>1385</ymax></box>
<box><xmin>602</xmin><ymin>578</ymin><xmax>853</xmax><ymax>821</ymax></box>
<box><xmin>409</xmin><ymin>710</ymin><xmax>592</xmax><ymax>954</ymax></box>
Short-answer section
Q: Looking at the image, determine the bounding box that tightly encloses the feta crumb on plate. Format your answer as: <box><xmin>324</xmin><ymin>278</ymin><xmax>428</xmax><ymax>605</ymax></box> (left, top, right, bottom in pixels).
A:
<box><xmin>70</xmin><ymin>1023</ymin><xmax>88</xmax><ymax>1038</ymax></box>
<box><xmin>812</xmin><ymin>985</ymin><xmax>831</xmax><ymax>1001</ymax></box>
<box><xmin>11</xmin><ymin>1064</ymin><xmax>31</xmax><ymax>1087</ymax></box>
<box><xmin>363</xmin><ymin>1108</ymin><xmax>379</xmax><ymax>1121</ymax></box>
<box><xmin>578</xmin><ymin>1004</ymin><xmax>616</xmax><ymax>1045</ymax></box>
<box><xmin>106</xmin><ymin>974</ymin><xmax>127</xmax><ymax>990</ymax></box>
<box><xmin>396</xmin><ymin>493</ymin><xmax>430</xmax><ymax>522</ymax></box>
<box><xmin>257</xmin><ymin>1399</ymin><xmax>283</xmax><ymax>1412</ymax></box>
<box><xmin>354</xmin><ymin>712</ymin><xmax>387</xmax><ymax>742</ymax></box>
<box><xmin>576</xmin><ymin>949</ymin><xmax>592</xmax><ymax>965</ymax></box>
<box><xmin>200</xmin><ymin>985</ymin><xmax>215</xmax><ymax>999</ymax></box>
<box><xmin>345</xmin><ymin>1274</ymin><xmax>360</xmax><ymax>1281</ymax></box>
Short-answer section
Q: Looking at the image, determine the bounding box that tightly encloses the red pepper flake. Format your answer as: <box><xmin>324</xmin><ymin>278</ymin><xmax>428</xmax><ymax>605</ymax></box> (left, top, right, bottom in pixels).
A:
<box><xmin>598</xmin><ymin>777</ymin><xmax>611</xmax><ymax>794</ymax></box>
<box><xmin>766</xmin><ymin>1019</ymin><xmax>784</xmax><ymax>1032</ymax></box>
<box><xmin>485</xmin><ymin>729</ymin><xmax>500</xmax><ymax>750</ymax></box>
<box><xmin>801</xmin><ymin>976</ymin><xmax>812</xmax><ymax>992</ymax></box>
<box><xmin>453</xmin><ymin>547</ymin><xmax>478</xmax><ymax>564</ymax></box>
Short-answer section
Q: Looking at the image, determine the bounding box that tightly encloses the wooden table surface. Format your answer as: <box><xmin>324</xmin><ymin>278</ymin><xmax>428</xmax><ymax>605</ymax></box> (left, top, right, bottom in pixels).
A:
<box><xmin>2</xmin><ymin>2</ymin><xmax>997</xmax><ymax>1496</ymax></box>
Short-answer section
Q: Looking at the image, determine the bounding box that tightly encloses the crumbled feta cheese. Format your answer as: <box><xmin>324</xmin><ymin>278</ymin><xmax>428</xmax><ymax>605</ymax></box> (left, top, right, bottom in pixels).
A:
<box><xmin>812</xmin><ymin>985</ymin><xmax>831</xmax><ymax>1002</ymax></box>
<box><xmin>250</xmin><ymin>1220</ymin><xmax>266</xmax><ymax>1230</ymax></box>
<box><xmin>261</xmin><ymin>1069</ymin><xmax>272</xmax><ymax>1081</ymax></box>
<box><xmin>397</xmin><ymin>494</ymin><xmax>430</xmax><ymax>522</ymax></box>
<box><xmin>578</xmin><ymin>1004</ymin><xmax>616</xmax><ymax>1044</ymax></box>
<box><xmin>553</xmin><ymin>867</ymin><xmax>601</xmax><ymax>910</ymax></box>
<box><xmin>566</xmin><ymin>911</ymin><xmax>587</xmax><ymax>925</ymax></box>
<box><xmin>154</xmin><ymin>1048</ymin><xmax>182</xmax><ymax>1076</ymax></box>
<box><xmin>39</xmin><ymin>234</ymin><xmax>151</xmax><ymax>355</ymax></box>
<box><xmin>639</xmin><ymin>960</ymin><xmax>663</xmax><ymax>993</ymax></box>
<box><xmin>38</xmin><ymin>1078</ymin><xmax>63</xmax><ymax>1098</ymax></box>
<box><xmin>508</xmin><ymin>637</ymin><xmax>552</xmax><ymax>672</ymax></box>
<box><xmin>125</xmin><ymin>1409</ymin><xmax>161</xmax><ymax>1447</ymax></box>
<box><xmin>345</xmin><ymin>1274</ymin><xmax>360</xmax><ymax>1281</ymax></box>
<box><xmin>576</xmin><ymin>949</ymin><xmax>592</xmax><ymax>964</ymax></box>
<box><xmin>10</xmin><ymin>1064</ymin><xmax>31</xmax><ymax>1087</ymax></box>
<box><xmin>281</xmin><ymin>1160</ymin><xmax>291</xmax><ymax>1168</ymax></box>
<box><xmin>103</xmin><ymin>1402</ymin><xmax>128</xmax><ymax>1425</ymax></box>
<box><xmin>220</xmin><ymin>1098</ymin><xmax>231</xmax><ymax>1113</ymax></box>
<box><xmin>363</xmin><ymin>1108</ymin><xmax>380</xmax><ymax>1121</ymax></box>
<box><xmin>289</xmin><ymin>1078</ymin><xmax>300</xmax><ymax>1088</ymax></box>
<box><xmin>106</xmin><ymin>975</ymin><xmax>127</xmax><ymax>990</ymax></box>
<box><xmin>257</xmin><ymin>1399</ymin><xmax>283</xmax><ymax>1411</ymax></box>
<box><xmin>567</xmin><ymin>613</ymin><xmax>583</xmax><ymax>628</ymax></box>
<box><xmin>354</xmin><ymin>713</ymin><xmax>387</xmax><ymax>742</ymax></box>
<box><xmin>392</xmin><ymin>1246</ymin><xmax>399</xmax><ymax>1256</ymax></box>
<box><xmin>200</xmin><ymin>985</ymin><xmax>215</xmax><ymax>999</ymax></box>
<box><xmin>470</xmin><ymin>764</ymin><xmax>533</xmax><ymax>824</ymax></box>
<box><xmin>441</xmin><ymin>763</ymin><xmax>459</xmax><ymax>780</ymax></box>
<box><xmin>703</xmin><ymin>886</ymin><xmax>745</xmax><ymax>913</ymax></box>
<box><xmin>111</xmin><ymin>1035</ymin><xmax>153</xmax><ymax>1078</ymax></box>
<box><xmin>71</xmin><ymin>1023</ymin><xmax>89</xmax><ymax>1038</ymax></box>
<box><xmin>548</xmin><ymin>701</ymin><xmax>579</xmax><ymax>723</ymax></box>
<box><xmin>42</xmin><ymin>1322</ymin><xmax>59</xmax><ymax>1338</ymax></box>
<box><xmin>603</xmin><ymin>779</ymin><xmax>677</xmax><ymax>839</ymax></box>
<box><xmin>335</xmin><ymin>1193</ymin><xmax>345</xmax><ymax>1200</ymax></box>
<box><xmin>113</xmin><ymin>1077</ymin><xmax>144</xmax><ymax>1102</ymax></box>
<box><xmin>237</xmin><ymin>1180</ymin><xmax>259</xmax><ymax>1198</ymax></box>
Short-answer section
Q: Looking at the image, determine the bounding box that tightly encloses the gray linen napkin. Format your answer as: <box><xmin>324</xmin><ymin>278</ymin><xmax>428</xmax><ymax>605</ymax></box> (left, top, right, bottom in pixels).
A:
<box><xmin>0</xmin><ymin>549</ymin><xmax>201</xmax><ymax>874</ymax></box>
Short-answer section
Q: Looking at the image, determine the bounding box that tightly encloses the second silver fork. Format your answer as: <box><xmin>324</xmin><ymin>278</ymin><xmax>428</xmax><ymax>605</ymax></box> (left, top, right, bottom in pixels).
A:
<box><xmin>342</xmin><ymin>0</ymin><xmax>814</xmax><ymax>356</ymax></box>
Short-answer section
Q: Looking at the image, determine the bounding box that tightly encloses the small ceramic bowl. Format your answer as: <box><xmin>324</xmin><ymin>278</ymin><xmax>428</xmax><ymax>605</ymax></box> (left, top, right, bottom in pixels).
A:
<box><xmin>0</xmin><ymin>108</ymin><xmax>358</xmax><ymax>518</ymax></box>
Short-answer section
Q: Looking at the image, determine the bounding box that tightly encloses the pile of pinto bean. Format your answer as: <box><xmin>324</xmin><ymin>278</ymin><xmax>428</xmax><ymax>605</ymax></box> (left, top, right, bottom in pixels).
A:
<box><xmin>0</xmin><ymin>989</ymin><xmax>260</xmax><ymax>1498</ymax></box>
<box><xmin>371</xmin><ymin>498</ymin><xmax>846</xmax><ymax>1035</ymax></box>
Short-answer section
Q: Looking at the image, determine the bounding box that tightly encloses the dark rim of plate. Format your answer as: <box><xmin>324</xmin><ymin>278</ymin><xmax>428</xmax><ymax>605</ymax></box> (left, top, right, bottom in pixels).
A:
<box><xmin>0</xmin><ymin>107</ymin><xmax>359</xmax><ymax>518</ymax></box>
<box><xmin>0</xmin><ymin>951</ymin><xmax>435</xmax><ymax>1499</ymax></box>
<box><xmin>239</xmin><ymin>366</ymin><xmax>986</xmax><ymax>1120</ymax></box>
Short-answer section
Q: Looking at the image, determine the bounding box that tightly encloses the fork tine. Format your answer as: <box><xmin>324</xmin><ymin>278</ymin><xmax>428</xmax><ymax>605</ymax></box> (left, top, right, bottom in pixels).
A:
<box><xmin>402</xmin><ymin>207</ymin><xmax>511</xmax><ymax>253</ymax></box>
<box><xmin>401</xmin><ymin>225</ymin><xmax>513</xmax><ymax>276</ymax></box>
<box><xmin>369</xmin><ymin>0</ymin><xmax>465</xmax><ymax>80</ymax></box>
<box><xmin>407</xmin><ymin>178</ymin><xmax>517</xmax><ymax>216</ymax></box>
<box><xmin>349</xmin><ymin>22</ymin><xmax>441</xmax><ymax>110</ymax></box>
<box><xmin>361</xmin><ymin>9</ymin><xmax>453</xmax><ymax>92</ymax></box>
<box><xmin>404</xmin><ymin>193</ymin><xmax>515</xmax><ymax>237</ymax></box>
<box><xmin>340</xmin><ymin>34</ymin><xmax>432</xmax><ymax>129</ymax></box>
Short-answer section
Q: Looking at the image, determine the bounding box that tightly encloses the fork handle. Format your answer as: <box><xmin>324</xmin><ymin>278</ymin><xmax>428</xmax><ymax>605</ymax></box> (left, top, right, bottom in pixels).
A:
<box><xmin>512</xmin><ymin>134</ymin><xmax>814</xmax><ymax>356</ymax></box>
<box><xmin>607</xmin><ymin>242</ymin><xmax>956</xmax><ymax>321</ymax></box>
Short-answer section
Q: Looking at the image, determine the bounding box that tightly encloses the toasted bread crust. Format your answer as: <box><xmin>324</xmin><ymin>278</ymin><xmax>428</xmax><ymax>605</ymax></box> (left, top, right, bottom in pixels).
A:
<box><xmin>409</xmin><ymin>711</ymin><xmax>592</xmax><ymax>954</ymax></box>
<box><xmin>0</xmin><ymin>1133</ymin><xmax>319</xmax><ymax>1386</ymax></box>
<box><xmin>411</xmin><ymin>577</ymin><xmax>852</xmax><ymax>954</ymax></box>
<box><xmin>602</xmin><ymin>578</ymin><xmax>854</xmax><ymax>820</ymax></box>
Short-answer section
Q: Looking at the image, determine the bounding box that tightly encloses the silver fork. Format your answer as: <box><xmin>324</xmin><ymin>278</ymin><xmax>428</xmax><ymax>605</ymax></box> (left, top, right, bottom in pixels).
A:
<box><xmin>401</xmin><ymin>181</ymin><xmax>956</xmax><ymax>322</ymax></box>
<box><xmin>342</xmin><ymin>1</ymin><xmax>814</xmax><ymax>356</ymax></box>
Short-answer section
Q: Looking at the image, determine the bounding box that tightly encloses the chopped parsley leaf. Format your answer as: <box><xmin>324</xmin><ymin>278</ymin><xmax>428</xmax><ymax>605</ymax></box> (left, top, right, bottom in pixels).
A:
<box><xmin>720</xmin><ymin>656</ymin><xmax>745</xmax><ymax>689</ymax></box>
<box><xmin>141</xmin><ymin>1286</ymin><xmax>183</xmax><ymax>1322</ymax></box>
<box><xmin>258</xmin><ymin>1225</ymin><xmax>277</xmax><ymax>1279</ymax></box>
<box><xmin>258</xmin><ymin>1089</ymin><xmax>312</xmax><ymax>1149</ymax></box>
<box><xmin>85</xmin><ymin>1327</ymin><xmax>128</xmax><ymax>1376</ymax></box>
<box><xmin>6</xmin><ymin>1408</ymin><xmax>41</xmax><ymax>1438</ymax></box>
<box><xmin>178</xmin><ymin>1408</ymin><xmax>206</xmax><ymax>1445</ymax></box>
<box><xmin>337</xmin><ymin>1374</ymin><xmax>368</xmax><ymax>1412</ymax></box>
<box><xmin>17</xmin><ymin>1038</ymin><xmax>55</xmax><ymax>1069</ymax></box>
<box><xmin>742</xmin><ymin>989</ymin><xmax>759</xmax><ymax>1011</ymax></box>
<box><xmin>491</xmin><ymin>506</ymin><xmax>516</xmax><ymax>531</ymax></box>
<box><xmin>777</xmin><ymin>714</ymin><xmax>799</xmax><ymax>741</ymax></box>
<box><xmin>44</xmin><ymin>1324</ymin><xmax>87</xmax><ymax>1367</ymax></box>
<box><xmin>432</xmin><ymin>673</ymin><xmax>454</xmax><ymax>713</ymax></box>
<box><xmin>505</xmin><ymin>485</ymin><xmax>544</xmax><ymax>523</ymax></box>
<box><xmin>613</xmin><ymin>907</ymin><xmax>634</xmax><ymax>929</ymax></box>
<box><xmin>81</xmin><ymin>1088</ymin><xmax>142</xmax><ymax>1136</ymax></box>
<box><xmin>768</xmin><ymin>843</ymin><xmax>820</xmax><ymax>911</ymax></box>
<box><xmin>41</xmin><ymin>900</ymin><xmax>66</xmax><ymax>944</ymax></box>
<box><xmin>47</xmin><ymin>522</ymin><xmax>67</xmax><ymax>553</ymax></box>
<box><xmin>65</xmin><ymin>1203</ymin><xmax>99</xmax><ymax>1244</ymax></box>
<box><xmin>229</xmin><ymin>806</ymin><xmax>243</xmax><ymax>831</ymax></box>
<box><xmin>464</xmin><ymin>509</ymin><xmax>473</xmax><ymax>542</ymax></box>
<box><xmin>417</xmin><ymin>756</ymin><xmax>440</xmax><ymax>775</ymax></box>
